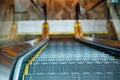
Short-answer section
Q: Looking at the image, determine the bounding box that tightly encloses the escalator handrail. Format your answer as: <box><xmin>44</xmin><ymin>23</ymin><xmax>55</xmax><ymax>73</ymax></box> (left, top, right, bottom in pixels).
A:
<box><xmin>9</xmin><ymin>47</ymin><xmax>33</xmax><ymax>80</ymax></box>
<box><xmin>81</xmin><ymin>0</ymin><xmax>105</xmax><ymax>17</ymax></box>
<box><xmin>9</xmin><ymin>39</ymin><xmax>49</xmax><ymax>80</ymax></box>
<box><xmin>76</xmin><ymin>37</ymin><xmax>120</xmax><ymax>56</ymax></box>
<box><xmin>30</xmin><ymin>0</ymin><xmax>43</xmax><ymax>16</ymax></box>
<box><xmin>30</xmin><ymin>0</ymin><xmax>47</xmax><ymax>22</ymax></box>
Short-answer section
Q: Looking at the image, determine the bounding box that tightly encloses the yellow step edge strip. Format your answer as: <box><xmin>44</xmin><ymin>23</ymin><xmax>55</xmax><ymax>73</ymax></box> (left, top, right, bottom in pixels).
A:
<box><xmin>22</xmin><ymin>42</ymin><xmax>49</xmax><ymax>80</ymax></box>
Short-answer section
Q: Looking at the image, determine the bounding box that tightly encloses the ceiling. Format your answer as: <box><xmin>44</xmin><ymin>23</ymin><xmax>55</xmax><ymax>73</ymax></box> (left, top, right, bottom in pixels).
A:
<box><xmin>0</xmin><ymin>0</ymin><xmax>107</xmax><ymax>20</ymax></box>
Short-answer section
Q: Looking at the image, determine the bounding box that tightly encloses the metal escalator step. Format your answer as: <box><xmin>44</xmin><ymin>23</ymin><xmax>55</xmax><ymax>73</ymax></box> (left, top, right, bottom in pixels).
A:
<box><xmin>75</xmin><ymin>64</ymin><xmax>99</xmax><ymax>72</ymax></box>
<box><xmin>100</xmin><ymin>64</ymin><xmax>117</xmax><ymax>72</ymax></box>
<box><xmin>28</xmin><ymin>64</ymin><xmax>76</xmax><ymax>73</ymax></box>
<box><xmin>116</xmin><ymin>64</ymin><xmax>120</xmax><ymax>72</ymax></box>
<box><xmin>28</xmin><ymin>63</ymin><xmax>120</xmax><ymax>74</ymax></box>
<box><xmin>24</xmin><ymin>73</ymin><xmax>120</xmax><ymax>80</ymax></box>
<box><xmin>100</xmin><ymin>74</ymin><xmax>119</xmax><ymax>80</ymax></box>
<box><xmin>80</xmin><ymin>73</ymin><xmax>118</xmax><ymax>80</ymax></box>
<box><xmin>24</xmin><ymin>74</ymin><xmax>78</xmax><ymax>80</ymax></box>
<box><xmin>81</xmin><ymin>74</ymin><xmax>101</xmax><ymax>80</ymax></box>
<box><xmin>26</xmin><ymin>40</ymin><xmax>120</xmax><ymax>80</ymax></box>
<box><xmin>28</xmin><ymin>65</ymin><xmax>34</xmax><ymax>73</ymax></box>
<box><xmin>32</xmin><ymin>59</ymin><xmax>120</xmax><ymax>65</ymax></box>
<box><xmin>24</xmin><ymin>75</ymin><xmax>30</xmax><ymax>80</ymax></box>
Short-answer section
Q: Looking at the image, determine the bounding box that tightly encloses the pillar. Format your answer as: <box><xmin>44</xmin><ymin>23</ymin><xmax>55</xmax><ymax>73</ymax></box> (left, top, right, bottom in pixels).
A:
<box><xmin>74</xmin><ymin>21</ymin><xmax>83</xmax><ymax>38</ymax></box>
<box><xmin>9</xmin><ymin>22</ymin><xmax>17</xmax><ymax>40</ymax></box>
<box><xmin>42</xmin><ymin>22</ymin><xmax>49</xmax><ymax>38</ymax></box>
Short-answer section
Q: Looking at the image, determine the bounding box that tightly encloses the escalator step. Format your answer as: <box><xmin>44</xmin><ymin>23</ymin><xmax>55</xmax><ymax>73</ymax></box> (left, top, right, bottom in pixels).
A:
<box><xmin>26</xmin><ymin>41</ymin><xmax>120</xmax><ymax>80</ymax></box>
<box><xmin>28</xmin><ymin>63</ymin><xmax>120</xmax><ymax>74</ymax></box>
<box><xmin>24</xmin><ymin>73</ymin><xmax>120</xmax><ymax>80</ymax></box>
<box><xmin>32</xmin><ymin>59</ymin><xmax>120</xmax><ymax>65</ymax></box>
<box><xmin>24</xmin><ymin>75</ymin><xmax>30</xmax><ymax>80</ymax></box>
<box><xmin>24</xmin><ymin>74</ymin><xmax>78</xmax><ymax>80</ymax></box>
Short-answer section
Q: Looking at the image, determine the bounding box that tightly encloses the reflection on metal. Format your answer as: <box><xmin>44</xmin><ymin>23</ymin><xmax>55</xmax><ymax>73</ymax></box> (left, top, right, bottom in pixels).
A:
<box><xmin>30</xmin><ymin>0</ymin><xmax>44</xmax><ymax>18</ymax></box>
<box><xmin>74</xmin><ymin>3</ymin><xmax>83</xmax><ymax>39</ymax></box>
<box><xmin>42</xmin><ymin>22</ymin><xmax>49</xmax><ymax>38</ymax></box>
<box><xmin>1</xmin><ymin>48</ymin><xmax>17</xmax><ymax>57</ymax></box>
<box><xmin>107</xmin><ymin>0</ymin><xmax>120</xmax><ymax>40</ymax></box>
<box><xmin>107</xmin><ymin>20</ymin><xmax>118</xmax><ymax>40</ymax></box>
<box><xmin>33</xmin><ymin>22</ymin><xmax>49</xmax><ymax>45</ymax></box>
<box><xmin>74</xmin><ymin>21</ymin><xmax>83</xmax><ymax>38</ymax></box>
<box><xmin>112</xmin><ymin>0</ymin><xmax>118</xmax><ymax>3</ymax></box>
<box><xmin>9</xmin><ymin>22</ymin><xmax>17</xmax><ymax>40</ymax></box>
<box><xmin>8</xmin><ymin>3</ymin><xmax>18</xmax><ymax>46</ymax></box>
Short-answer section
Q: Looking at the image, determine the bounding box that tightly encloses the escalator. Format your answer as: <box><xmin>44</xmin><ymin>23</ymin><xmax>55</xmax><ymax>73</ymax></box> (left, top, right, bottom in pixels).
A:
<box><xmin>8</xmin><ymin>0</ymin><xmax>120</xmax><ymax>80</ymax></box>
<box><xmin>22</xmin><ymin>38</ymin><xmax>120</xmax><ymax>80</ymax></box>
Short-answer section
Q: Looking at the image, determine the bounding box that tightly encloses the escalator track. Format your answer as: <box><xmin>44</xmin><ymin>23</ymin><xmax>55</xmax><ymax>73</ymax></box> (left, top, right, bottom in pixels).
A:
<box><xmin>23</xmin><ymin>38</ymin><xmax>120</xmax><ymax>80</ymax></box>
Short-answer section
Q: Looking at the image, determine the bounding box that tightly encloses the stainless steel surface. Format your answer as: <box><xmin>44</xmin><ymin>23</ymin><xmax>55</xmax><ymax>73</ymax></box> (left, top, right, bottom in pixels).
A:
<box><xmin>24</xmin><ymin>40</ymin><xmax>120</xmax><ymax>80</ymax></box>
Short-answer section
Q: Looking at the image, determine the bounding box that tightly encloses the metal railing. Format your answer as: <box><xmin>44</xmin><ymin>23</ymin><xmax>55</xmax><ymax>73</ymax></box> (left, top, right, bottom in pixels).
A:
<box><xmin>30</xmin><ymin>0</ymin><xmax>47</xmax><ymax>22</ymax></box>
<box><xmin>75</xmin><ymin>0</ymin><xmax>106</xmax><ymax>19</ymax></box>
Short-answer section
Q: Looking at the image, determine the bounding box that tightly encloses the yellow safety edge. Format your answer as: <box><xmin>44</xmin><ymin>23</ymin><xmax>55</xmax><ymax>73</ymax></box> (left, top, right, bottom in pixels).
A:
<box><xmin>22</xmin><ymin>42</ymin><xmax>49</xmax><ymax>80</ymax></box>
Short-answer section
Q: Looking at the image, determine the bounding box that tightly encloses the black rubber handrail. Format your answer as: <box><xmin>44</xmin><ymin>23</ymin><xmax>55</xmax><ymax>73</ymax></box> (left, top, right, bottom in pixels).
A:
<box><xmin>9</xmin><ymin>47</ymin><xmax>33</xmax><ymax>80</ymax></box>
<box><xmin>30</xmin><ymin>0</ymin><xmax>43</xmax><ymax>16</ymax></box>
<box><xmin>76</xmin><ymin>37</ymin><xmax>120</xmax><ymax>57</ymax></box>
<box><xmin>75</xmin><ymin>3</ymin><xmax>81</xmax><ymax>21</ymax></box>
<box><xmin>9</xmin><ymin>39</ymin><xmax>48</xmax><ymax>80</ymax></box>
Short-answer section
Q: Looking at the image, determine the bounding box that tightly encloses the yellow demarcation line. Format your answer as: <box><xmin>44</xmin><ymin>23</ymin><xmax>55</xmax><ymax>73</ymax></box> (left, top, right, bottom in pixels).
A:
<box><xmin>22</xmin><ymin>42</ymin><xmax>49</xmax><ymax>80</ymax></box>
